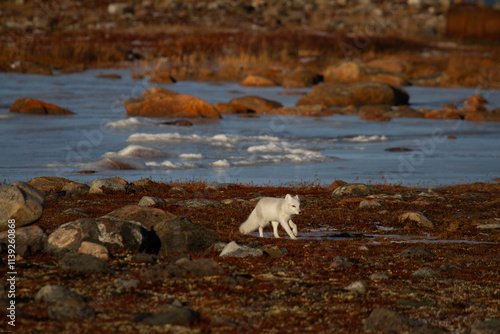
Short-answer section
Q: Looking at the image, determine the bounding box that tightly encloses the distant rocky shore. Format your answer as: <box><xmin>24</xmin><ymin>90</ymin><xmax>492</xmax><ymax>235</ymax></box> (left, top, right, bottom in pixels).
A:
<box><xmin>0</xmin><ymin>176</ymin><xmax>499</xmax><ymax>332</ymax></box>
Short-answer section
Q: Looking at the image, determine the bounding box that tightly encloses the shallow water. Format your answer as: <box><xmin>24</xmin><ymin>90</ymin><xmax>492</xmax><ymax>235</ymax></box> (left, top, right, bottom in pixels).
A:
<box><xmin>1</xmin><ymin>69</ymin><xmax>499</xmax><ymax>186</ymax></box>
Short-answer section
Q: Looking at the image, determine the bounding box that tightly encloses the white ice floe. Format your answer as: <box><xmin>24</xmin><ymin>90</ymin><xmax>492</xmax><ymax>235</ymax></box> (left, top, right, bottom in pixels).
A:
<box><xmin>102</xmin><ymin>145</ymin><xmax>164</xmax><ymax>158</ymax></box>
<box><xmin>343</xmin><ymin>135</ymin><xmax>388</xmax><ymax>143</ymax></box>
<box><xmin>127</xmin><ymin>132</ymin><xmax>280</xmax><ymax>145</ymax></box>
<box><xmin>146</xmin><ymin>160</ymin><xmax>197</xmax><ymax>169</ymax></box>
<box><xmin>179</xmin><ymin>153</ymin><xmax>203</xmax><ymax>160</ymax></box>
<box><xmin>105</xmin><ymin>117</ymin><xmax>158</xmax><ymax>128</ymax></box>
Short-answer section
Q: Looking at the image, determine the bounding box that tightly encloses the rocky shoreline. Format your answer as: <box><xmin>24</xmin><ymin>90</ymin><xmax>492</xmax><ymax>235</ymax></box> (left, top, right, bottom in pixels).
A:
<box><xmin>1</xmin><ymin>176</ymin><xmax>499</xmax><ymax>333</ymax></box>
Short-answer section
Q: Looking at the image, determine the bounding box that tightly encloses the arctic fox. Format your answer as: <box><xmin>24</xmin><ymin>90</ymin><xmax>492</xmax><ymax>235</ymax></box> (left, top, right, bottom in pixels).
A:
<box><xmin>239</xmin><ymin>194</ymin><xmax>301</xmax><ymax>240</ymax></box>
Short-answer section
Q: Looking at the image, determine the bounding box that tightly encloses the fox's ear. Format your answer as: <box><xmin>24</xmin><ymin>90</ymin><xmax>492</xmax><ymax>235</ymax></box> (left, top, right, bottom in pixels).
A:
<box><xmin>294</xmin><ymin>195</ymin><xmax>300</xmax><ymax>200</ymax></box>
<box><xmin>285</xmin><ymin>194</ymin><xmax>292</xmax><ymax>201</ymax></box>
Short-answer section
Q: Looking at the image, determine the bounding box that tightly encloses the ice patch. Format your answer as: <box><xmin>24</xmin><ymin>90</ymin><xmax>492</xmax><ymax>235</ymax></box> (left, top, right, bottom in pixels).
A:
<box><xmin>343</xmin><ymin>135</ymin><xmax>388</xmax><ymax>143</ymax></box>
<box><xmin>146</xmin><ymin>160</ymin><xmax>197</xmax><ymax>169</ymax></box>
<box><xmin>106</xmin><ymin>117</ymin><xmax>157</xmax><ymax>127</ymax></box>
<box><xmin>179</xmin><ymin>153</ymin><xmax>203</xmax><ymax>160</ymax></box>
<box><xmin>127</xmin><ymin>132</ymin><xmax>280</xmax><ymax>145</ymax></box>
<box><xmin>102</xmin><ymin>145</ymin><xmax>164</xmax><ymax>158</ymax></box>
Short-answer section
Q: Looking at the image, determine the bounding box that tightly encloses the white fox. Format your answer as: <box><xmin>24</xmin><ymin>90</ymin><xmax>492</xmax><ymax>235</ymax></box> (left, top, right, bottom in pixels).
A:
<box><xmin>239</xmin><ymin>194</ymin><xmax>301</xmax><ymax>240</ymax></box>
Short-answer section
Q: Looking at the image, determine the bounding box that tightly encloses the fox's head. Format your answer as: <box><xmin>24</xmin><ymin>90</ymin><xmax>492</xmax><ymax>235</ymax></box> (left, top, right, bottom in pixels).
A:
<box><xmin>285</xmin><ymin>194</ymin><xmax>301</xmax><ymax>215</ymax></box>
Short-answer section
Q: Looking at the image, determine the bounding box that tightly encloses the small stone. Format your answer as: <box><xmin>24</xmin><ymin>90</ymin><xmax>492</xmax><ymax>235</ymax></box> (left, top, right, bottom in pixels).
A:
<box><xmin>89</xmin><ymin>178</ymin><xmax>126</xmax><ymax>194</ymax></box>
<box><xmin>476</xmin><ymin>223</ymin><xmax>500</xmax><ymax>230</ymax></box>
<box><xmin>331</xmin><ymin>256</ymin><xmax>357</xmax><ymax>268</ymax></box>
<box><xmin>47</xmin><ymin>299</ymin><xmax>95</xmax><ymax>320</ymax></box>
<box><xmin>399</xmin><ymin>247</ymin><xmax>436</xmax><ymax>258</ymax></box>
<box><xmin>176</xmin><ymin>198</ymin><xmax>224</xmax><ymax>208</ymax></box>
<box><xmin>61</xmin><ymin>182</ymin><xmax>90</xmax><ymax>196</ymax></box>
<box><xmin>359</xmin><ymin>199</ymin><xmax>382</xmax><ymax>209</ymax></box>
<box><xmin>78</xmin><ymin>241</ymin><xmax>109</xmax><ymax>260</ymax></box>
<box><xmin>370</xmin><ymin>272</ymin><xmax>389</xmax><ymax>281</ymax></box>
<box><xmin>345</xmin><ymin>280</ymin><xmax>368</xmax><ymax>294</ymax></box>
<box><xmin>364</xmin><ymin>307</ymin><xmax>409</xmax><ymax>333</ymax></box>
<box><xmin>467</xmin><ymin>319</ymin><xmax>500</xmax><ymax>334</ymax></box>
<box><xmin>412</xmin><ymin>268</ymin><xmax>440</xmax><ymax>278</ymax></box>
<box><xmin>114</xmin><ymin>278</ymin><xmax>140</xmax><ymax>290</ymax></box>
<box><xmin>138</xmin><ymin>196</ymin><xmax>167</xmax><ymax>207</ymax></box>
<box><xmin>399</xmin><ymin>211</ymin><xmax>434</xmax><ymax>228</ymax></box>
<box><xmin>35</xmin><ymin>285</ymin><xmax>84</xmax><ymax>303</ymax></box>
<box><xmin>220</xmin><ymin>241</ymin><xmax>263</xmax><ymax>258</ymax></box>
<box><xmin>332</xmin><ymin>183</ymin><xmax>377</xmax><ymax>197</ymax></box>
<box><xmin>0</xmin><ymin>225</ymin><xmax>46</xmax><ymax>258</ymax></box>
<box><xmin>132</xmin><ymin>307</ymin><xmax>199</xmax><ymax>326</ymax></box>
<box><xmin>60</xmin><ymin>253</ymin><xmax>112</xmax><ymax>274</ymax></box>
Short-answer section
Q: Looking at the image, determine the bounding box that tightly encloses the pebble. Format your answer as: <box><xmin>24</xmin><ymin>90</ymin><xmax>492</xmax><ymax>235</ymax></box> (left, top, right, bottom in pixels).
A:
<box><xmin>412</xmin><ymin>268</ymin><xmax>441</xmax><ymax>278</ymax></box>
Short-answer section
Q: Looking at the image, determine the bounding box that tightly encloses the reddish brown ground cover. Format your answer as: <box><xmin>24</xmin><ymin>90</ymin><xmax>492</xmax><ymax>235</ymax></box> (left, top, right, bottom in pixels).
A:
<box><xmin>4</xmin><ymin>180</ymin><xmax>499</xmax><ymax>333</ymax></box>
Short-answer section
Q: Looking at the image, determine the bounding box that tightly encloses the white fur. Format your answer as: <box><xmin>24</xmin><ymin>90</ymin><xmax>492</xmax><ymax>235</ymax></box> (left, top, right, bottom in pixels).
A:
<box><xmin>239</xmin><ymin>194</ymin><xmax>301</xmax><ymax>240</ymax></box>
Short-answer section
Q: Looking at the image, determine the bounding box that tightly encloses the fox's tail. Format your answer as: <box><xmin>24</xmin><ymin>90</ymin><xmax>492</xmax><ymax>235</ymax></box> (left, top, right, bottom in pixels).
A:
<box><xmin>239</xmin><ymin>210</ymin><xmax>259</xmax><ymax>234</ymax></box>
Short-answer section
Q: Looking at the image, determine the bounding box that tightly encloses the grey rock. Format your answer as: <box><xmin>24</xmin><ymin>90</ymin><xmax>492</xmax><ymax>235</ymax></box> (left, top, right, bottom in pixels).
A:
<box><xmin>467</xmin><ymin>319</ymin><xmax>500</xmax><ymax>334</ymax></box>
<box><xmin>370</xmin><ymin>272</ymin><xmax>389</xmax><ymax>281</ymax></box>
<box><xmin>345</xmin><ymin>280</ymin><xmax>368</xmax><ymax>294</ymax></box>
<box><xmin>330</xmin><ymin>256</ymin><xmax>357</xmax><ymax>268</ymax></box>
<box><xmin>132</xmin><ymin>307</ymin><xmax>199</xmax><ymax>326</ymax></box>
<box><xmin>176</xmin><ymin>198</ymin><xmax>224</xmax><ymax>208</ymax></box>
<box><xmin>297</xmin><ymin>81</ymin><xmax>409</xmax><ymax>107</ymax></box>
<box><xmin>332</xmin><ymin>183</ymin><xmax>377</xmax><ymax>197</ymax></box>
<box><xmin>363</xmin><ymin>307</ymin><xmax>410</xmax><ymax>333</ymax></box>
<box><xmin>412</xmin><ymin>267</ymin><xmax>441</xmax><ymax>278</ymax></box>
<box><xmin>61</xmin><ymin>182</ymin><xmax>90</xmax><ymax>196</ymax></box>
<box><xmin>219</xmin><ymin>241</ymin><xmax>263</xmax><ymax>257</ymax></box>
<box><xmin>0</xmin><ymin>181</ymin><xmax>46</xmax><ymax>231</ymax></box>
<box><xmin>0</xmin><ymin>225</ymin><xmax>46</xmax><ymax>258</ymax></box>
<box><xmin>138</xmin><ymin>196</ymin><xmax>167</xmax><ymax>207</ymax></box>
<box><xmin>114</xmin><ymin>278</ymin><xmax>140</xmax><ymax>290</ymax></box>
<box><xmin>476</xmin><ymin>223</ymin><xmax>500</xmax><ymax>230</ymax></box>
<box><xmin>399</xmin><ymin>211</ymin><xmax>434</xmax><ymax>228</ymax></box>
<box><xmin>96</xmin><ymin>216</ymin><xmax>159</xmax><ymax>253</ymax></box>
<box><xmin>60</xmin><ymin>252</ymin><xmax>112</xmax><ymax>274</ymax></box>
<box><xmin>155</xmin><ymin>216</ymin><xmax>220</xmax><ymax>256</ymax></box>
<box><xmin>46</xmin><ymin>218</ymin><xmax>100</xmax><ymax>254</ymax></box>
<box><xmin>104</xmin><ymin>204</ymin><xmax>175</xmax><ymax>230</ymax></box>
<box><xmin>89</xmin><ymin>178</ymin><xmax>126</xmax><ymax>194</ymax></box>
<box><xmin>399</xmin><ymin>247</ymin><xmax>436</xmax><ymax>258</ymax></box>
<box><xmin>47</xmin><ymin>299</ymin><xmax>95</xmax><ymax>320</ymax></box>
<box><xmin>359</xmin><ymin>199</ymin><xmax>381</xmax><ymax>209</ymax></box>
<box><xmin>35</xmin><ymin>284</ymin><xmax>84</xmax><ymax>303</ymax></box>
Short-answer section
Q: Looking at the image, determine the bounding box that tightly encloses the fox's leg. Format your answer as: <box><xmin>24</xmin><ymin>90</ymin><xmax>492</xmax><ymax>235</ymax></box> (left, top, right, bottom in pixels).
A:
<box><xmin>279</xmin><ymin>220</ymin><xmax>297</xmax><ymax>240</ymax></box>
<box><xmin>271</xmin><ymin>221</ymin><xmax>280</xmax><ymax>238</ymax></box>
<box><xmin>289</xmin><ymin>220</ymin><xmax>298</xmax><ymax>236</ymax></box>
<box><xmin>259</xmin><ymin>226</ymin><xmax>264</xmax><ymax>238</ymax></box>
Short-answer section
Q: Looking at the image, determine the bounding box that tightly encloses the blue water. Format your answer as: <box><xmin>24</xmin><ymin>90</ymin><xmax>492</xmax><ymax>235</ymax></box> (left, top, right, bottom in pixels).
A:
<box><xmin>0</xmin><ymin>69</ymin><xmax>499</xmax><ymax>186</ymax></box>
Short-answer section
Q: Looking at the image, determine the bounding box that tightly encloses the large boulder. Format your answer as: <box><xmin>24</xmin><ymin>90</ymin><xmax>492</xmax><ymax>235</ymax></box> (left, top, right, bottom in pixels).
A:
<box><xmin>228</xmin><ymin>96</ymin><xmax>283</xmax><ymax>114</ymax></box>
<box><xmin>0</xmin><ymin>181</ymin><xmax>46</xmax><ymax>231</ymax></box>
<box><xmin>104</xmin><ymin>205</ymin><xmax>175</xmax><ymax>230</ymax></box>
<box><xmin>28</xmin><ymin>176</ymin><xmax>73</xmax><ymax>194</ymax></box>
<box><xmin>279</xmin><ymin>67</ymin><xmax>323</xmax><ymax>88</ymax></box>
<box><xmin>46</xmin><ymin>218</ymin><xmax>101</xmax><ymax>254</ymax></box>
<box><xmin>0</xmin><ymin>225</ymin><xmax>46</xmax><ymax>258</ymax></box>
<box><xmin>154</xmin><ymin>216</ymin><xmax>221</xmax><ymax>256</ymax></box>
<box><xmin>296</xmin><ymin>82</ymin><xmax>409</xmax><ymax>107</ymax></box>
<box><xmin>9</xmin><ymin>98</ymin><xmax>74</xmax><ymax>115</ymax></box>
<box><xmin>323</xmin><ymin>61</ymin><xmax>409</xmax><ymax>86</ymax></box>
<box><xmin>240</xmin><ymin>74</ymin><xmax>278</xmax><ymax>87</ymax></box>
<box><xmin>124</xmin><ymin>87</ymin><xmax>221</xmax><ymax>119</ymax></box>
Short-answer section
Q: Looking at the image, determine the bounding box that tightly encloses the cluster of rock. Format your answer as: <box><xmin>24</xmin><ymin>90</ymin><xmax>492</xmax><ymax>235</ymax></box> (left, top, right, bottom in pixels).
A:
<box><xmin>0</xmin><ymin>177</ymin><xmax>221</xmax><ymax>258</ymax></box>
<box><xmin>4</xmin><ymin>0</ymin><xmax>452</xmax><ymax>37</ymax></box>
<box><xmin>124</xmin><ymin>59</ymin><xmax>499</xmax><ymax>121</ymax></box>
